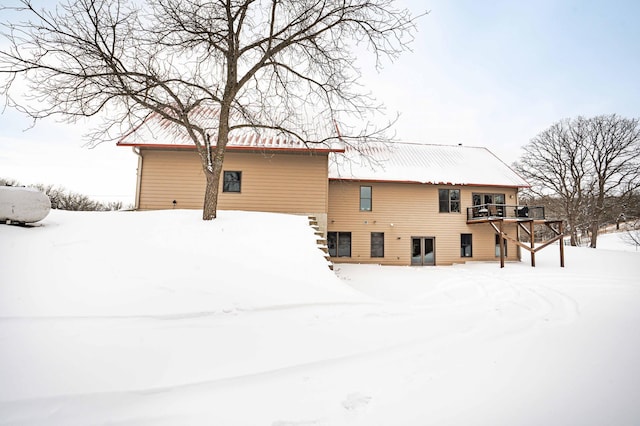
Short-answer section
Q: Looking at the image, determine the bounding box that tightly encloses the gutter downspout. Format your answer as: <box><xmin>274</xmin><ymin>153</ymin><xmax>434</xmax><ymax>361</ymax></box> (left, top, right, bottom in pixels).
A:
<box><xmin>132</xmin><ymin>147</ymin><xmax>143</xmax><ymax>210</ymax></box>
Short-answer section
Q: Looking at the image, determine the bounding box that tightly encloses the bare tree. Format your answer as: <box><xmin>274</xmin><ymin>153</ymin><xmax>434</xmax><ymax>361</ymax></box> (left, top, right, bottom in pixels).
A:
<box><xmin>620</xmin><ymin>218</ymin><xmax>640</xmax><ymax>251</ymax></box>
<box><xmin>0</xmin><ymin>0</ymin><xmax>422</xmax><ymax>220</ymax></box>
<box><xmin>516</xmin><ymin>115</ymin><xmax>640</xmax><ymax>247</ymax></box>
<box><xmin>583</xmin><ymin>115</ymin><xmax>640</xmax><ymax>247</ymax></box>
<box><xmin>0</xmin><ymin>177</ymin><xmax>21</xmax><ymax>186</ymax></box>
<box><xmin>515</xmin><ymin>118</ymin><xmax>591</xmax><ymax>245</ymax></box>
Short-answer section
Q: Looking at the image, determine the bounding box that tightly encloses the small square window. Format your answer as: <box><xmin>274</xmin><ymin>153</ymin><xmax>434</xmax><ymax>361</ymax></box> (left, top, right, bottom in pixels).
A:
<box><xmin>223</xmin><ymin>171</ymin><xmax>241</xmax><ymax>193</ymax></box>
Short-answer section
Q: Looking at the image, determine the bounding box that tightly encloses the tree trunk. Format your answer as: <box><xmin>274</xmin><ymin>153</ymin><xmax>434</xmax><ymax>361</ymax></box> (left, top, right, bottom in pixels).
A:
<box><xmin>589</xmin><ymin>190</ymin><xmax>606</xmax><ymax>248</ymax></box>
<box><xmin>202</xmin><ymin>169</ymin><xmax>218</xmax><ymax>220</ymax></box>
<box><xmin>566</xmin><ymin>213</ymin><xmax>579</xmax><ymax>246</ymax></box>
<box><xmin>202</xmin><ymin>145</ymin><xmax>227</xmax><ymax>220</ymax></box>
<box><xmin>589</xmin><ymin>221</ymin><xmax>599</xmax><ymax>248</ymax></box>
<box><xmin>570</xmin><ymin>230</ymin><xmax>578</xmax><ymax>246</ymax></box>
<box><xmin>201</xmin><ymin>101</ymin><xmax>231</xmax><ymax>220</ymax></box>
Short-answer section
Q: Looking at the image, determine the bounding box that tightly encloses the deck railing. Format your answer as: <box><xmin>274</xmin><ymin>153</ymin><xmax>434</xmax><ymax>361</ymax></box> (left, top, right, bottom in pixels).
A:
<box><xmin>466</xmin><ymin>204</ymin><xmax>545</xmax><ymax>221</ymax></box>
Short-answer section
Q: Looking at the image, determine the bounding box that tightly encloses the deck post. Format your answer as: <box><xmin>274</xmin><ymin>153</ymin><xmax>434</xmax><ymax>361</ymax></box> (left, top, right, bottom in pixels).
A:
<box><xmin>559</xmin><ymin>221</ymin><xmax>565</xmax><ymax>267</ymax></box>
<box><xmin>499</xmin><ymin>220</ymin><xmax>505</xmax><ymax>268</ymax></box>
<box><xmin>529</xmin><ymin>220</ymin><xmax>536</xmax><ymax>267</ymax></box>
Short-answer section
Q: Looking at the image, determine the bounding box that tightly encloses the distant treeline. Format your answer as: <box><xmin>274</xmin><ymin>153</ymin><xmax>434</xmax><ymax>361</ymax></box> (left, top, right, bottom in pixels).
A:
<box><xmin>1</xmin><ymin>178</ymin><xmax>127</xmax><ymax>211</ymax></box>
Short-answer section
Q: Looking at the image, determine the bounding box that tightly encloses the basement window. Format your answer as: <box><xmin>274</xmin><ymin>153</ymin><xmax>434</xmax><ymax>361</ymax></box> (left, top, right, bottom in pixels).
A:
<box><xmin>461</xmin><ymin>233</ymin><xmax>472</xmax><ymax>257</ymax></box>
<box><xmin>371</xmin><ymin>232</ymin><xmax>384</xmax><ymax>258</ymax></box>
<box><xmin>328</xmin><ymin>232</ymin><xmax>352</xmax><ymax>257</ymax></box>
<box><xmin>223</xmin><ymin>171</ymin><xmax>242</xmax><ymax>193</ymax></box>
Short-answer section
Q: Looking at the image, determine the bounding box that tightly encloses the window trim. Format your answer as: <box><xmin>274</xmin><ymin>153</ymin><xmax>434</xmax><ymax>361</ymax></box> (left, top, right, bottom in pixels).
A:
<box><xmin>360</xmin><ymin>185</ymin><xmax>372</xmax><ymax>211</ymax></box>
<box><xmin>222</xmin><ymin>171</ymin><xmax>242</xmax><ymax>193</ymax></box>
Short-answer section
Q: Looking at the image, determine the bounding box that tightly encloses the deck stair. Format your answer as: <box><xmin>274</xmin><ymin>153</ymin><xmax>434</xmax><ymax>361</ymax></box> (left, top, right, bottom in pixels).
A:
<box><xmin>309</xmin><ymin>216</ymin><xmax>333</xmax><ymax>271</ymax></box>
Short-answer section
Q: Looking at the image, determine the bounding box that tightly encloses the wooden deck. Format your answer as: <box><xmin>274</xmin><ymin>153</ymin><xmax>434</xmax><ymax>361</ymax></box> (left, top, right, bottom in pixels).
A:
<box><xmin>466</xmin><ymin>204</ymin><xmax>545</xmax><ymax>222</ymax></box>
<box><xmin>466</xmin><ymin>204</ymin><xmax>564</xmax><ymax>268</ymax></box>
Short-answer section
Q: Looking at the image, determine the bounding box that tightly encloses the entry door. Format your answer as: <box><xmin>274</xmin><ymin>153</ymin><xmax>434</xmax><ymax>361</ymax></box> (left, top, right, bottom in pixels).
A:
<box><xmin>411</xmin><ymin>237</ymin><xmax>435</xmax><ymax>266</ymax></box>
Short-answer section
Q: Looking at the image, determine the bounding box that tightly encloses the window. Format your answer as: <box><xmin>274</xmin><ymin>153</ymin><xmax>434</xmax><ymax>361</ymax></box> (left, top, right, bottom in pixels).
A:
<box><xmin>495</xmin><ymin>234</ymin><xmax>507</xmax><ymax>257</ymax></box>
<box><xmin>461</xmin><ymin>234</ymin><xmax>472</xmax><ymax>257</ymax></box>
<box><xmin>360</xmin><ymin>186</ymin><xmax>372</xmax><ymax>211</ymax></box>
<box><xmin>473</xmin><ymin>193</ymin><xmax>506</xmax><ymax>206</ymax></box>
<box><xmin>371</xmin><ymin>232</ymin><xmax>384</xmax><ymax>258</ymax></box>
<box><xmin>328</xmin><ymin>232</ymin><xmax>351</xmax><ymax>257</ymax></box>
<box><xmin>473</xmin><ymin>192</ymin><xmax>506</xmax><ymax>216</ymax></box>
<box><xmin>223</xmin><ymin>171</ymin><xmax>242</xmax><ymax>193</ymax></box>
<box><xmin>439</xmin><ymin>189</ymin><xmax>460</xmax><ymax>213</ymax></box>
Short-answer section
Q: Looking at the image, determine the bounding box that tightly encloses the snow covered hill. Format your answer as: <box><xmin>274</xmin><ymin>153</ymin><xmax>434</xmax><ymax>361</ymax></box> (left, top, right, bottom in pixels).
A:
<box><xmin>0</xmin><ymin>210</ymin><xmax>361</xmax><ymax>318</ymax></box>
<box><xmin>1</xmin><ymin>210</ymin><xmax>639</xmax><ymax>426</ymax></box>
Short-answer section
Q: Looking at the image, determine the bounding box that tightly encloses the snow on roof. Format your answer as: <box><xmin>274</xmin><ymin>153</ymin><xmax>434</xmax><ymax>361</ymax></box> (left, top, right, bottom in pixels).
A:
<box><xmin>116</xmin><ymin>108</ymin><xmax>527</xmax><ymax>187</ymax></box>
<box><xmin>329</xmin><ymin>142</ymin><xmax>530</xmax><ymax>188</ymax></box>
<box><xmin>117</xmin><ymin>107</ymin><xmax>345</xmax><ymax>153</ymax></box>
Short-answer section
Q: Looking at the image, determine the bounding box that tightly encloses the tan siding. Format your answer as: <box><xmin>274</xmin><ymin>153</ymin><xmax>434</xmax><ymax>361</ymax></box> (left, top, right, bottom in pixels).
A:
<box><xmin>139</xmin><ymin>150</ymin><xmax>204</xmax><ymax>210</ymax></box>
<box><xmin>328</xmin><ymin>181</ymin><xmax>520</xmax><ymax>266</ymax></box>
<box><xmin>138</xmin><ymin>149</ymin><xmax>522</xmax><ymax>266</ymax></box>
<box><xmin>139</xmin><ymin>149</ymin><xmax>329</xmax><ymax>220</ymax></box>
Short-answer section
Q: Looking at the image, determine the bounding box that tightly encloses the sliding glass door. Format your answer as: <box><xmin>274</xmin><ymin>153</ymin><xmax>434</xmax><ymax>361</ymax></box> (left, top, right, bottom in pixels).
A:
<box><xmin>411</xmin><ymin>237</ymin><xmax>435</xmax><ymax>266</ymax></box>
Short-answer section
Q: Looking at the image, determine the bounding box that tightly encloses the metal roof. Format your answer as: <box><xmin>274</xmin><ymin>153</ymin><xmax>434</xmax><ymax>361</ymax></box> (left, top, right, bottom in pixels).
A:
<box><xmin>329</xmin><ymin>142</ymin><xmax>530</xmax><ymax>188</ymax></box>
<box><xmin>116</xmin><ymin>108</ymin><xmax>528</xmax><ymax>188</ymax></box>
<box><xmin>117</xmin><ymin>108</ymin><xmax>345</xmax><ymax>153</ymax></box>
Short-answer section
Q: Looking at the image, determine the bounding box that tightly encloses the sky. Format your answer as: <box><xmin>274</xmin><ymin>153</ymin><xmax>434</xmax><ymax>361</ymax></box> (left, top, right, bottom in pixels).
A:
<box><xmin>1</xmin><ymin>0</ymin><xmax>639</xmax><ymax>205</ymax></box>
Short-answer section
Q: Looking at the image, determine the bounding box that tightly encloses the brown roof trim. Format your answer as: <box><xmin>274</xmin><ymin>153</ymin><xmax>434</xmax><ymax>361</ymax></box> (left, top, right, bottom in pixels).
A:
<box><xmin>117</xmin><ymin>142</ymin><xmax>345</xmax><ymax>154</ymax></box>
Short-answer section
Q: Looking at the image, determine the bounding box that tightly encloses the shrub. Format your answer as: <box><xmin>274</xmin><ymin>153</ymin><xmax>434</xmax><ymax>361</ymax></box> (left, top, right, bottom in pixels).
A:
<box><xmin>1</xmin><ymin>178</ymin><xmax>125</xmax><ymax>211</ymax></box>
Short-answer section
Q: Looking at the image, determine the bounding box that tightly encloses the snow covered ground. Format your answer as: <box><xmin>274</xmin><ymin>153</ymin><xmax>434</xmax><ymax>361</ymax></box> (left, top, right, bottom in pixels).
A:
<box><xmin>1</xmin><ymin>210</ymin><xmax>639</xmax><ymax>426</ymax></box>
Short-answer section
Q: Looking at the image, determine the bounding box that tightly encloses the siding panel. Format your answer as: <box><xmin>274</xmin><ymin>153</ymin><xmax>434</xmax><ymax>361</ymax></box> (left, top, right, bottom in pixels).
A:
<box><xmin>139</xmin><ymin>149</ymin><xmax>329</xmax><ymax>220</ymax></box>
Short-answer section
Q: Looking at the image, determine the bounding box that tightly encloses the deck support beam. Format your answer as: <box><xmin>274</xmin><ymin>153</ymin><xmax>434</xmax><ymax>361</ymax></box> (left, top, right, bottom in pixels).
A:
<box><xmin>559</xmin><ymin>221</ymin><xmax>565</xmax><ymax>267</ymax></box>
<box><xmin>530</xmin><ymin>220</ymin><xmax>536</xmax><ymax>267</ymax></box>
<box><xmin>499</xmin><ymin>220</ymin><xmax>505</xmax><ymax>268</ymax></box>
<box><xmin>478</xmin><ymin>217</ymin><xmax>564</xmax><ymax>268</ymax></box>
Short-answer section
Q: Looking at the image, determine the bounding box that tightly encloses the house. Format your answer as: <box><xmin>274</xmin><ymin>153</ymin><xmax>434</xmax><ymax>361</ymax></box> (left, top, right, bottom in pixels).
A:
<box><xmin>118</xmin><ymin>113</ymin><xmax>561</xmax><ymax>267</ymax></box>
<box><xmin>326</xmin><ymin>142</ymin><xmax>530</xmax><ymax>266</ymax></box>
<box><xmin>117</xmin><ymin>110</ymin><xmax>343</xmax><ymax>233</ymax></box>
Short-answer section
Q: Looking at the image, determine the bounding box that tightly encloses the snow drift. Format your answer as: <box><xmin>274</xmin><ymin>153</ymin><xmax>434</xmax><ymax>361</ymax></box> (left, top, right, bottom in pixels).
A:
<box><xmin>1</xmin><ymin>210</ymin><xmax>639</xmax><ymax>426</ymax></box>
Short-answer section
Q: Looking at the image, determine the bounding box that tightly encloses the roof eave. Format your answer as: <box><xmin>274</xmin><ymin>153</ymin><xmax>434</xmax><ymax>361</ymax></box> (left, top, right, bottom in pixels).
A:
<box><xmin>117</xmin><ymin>142</ymin><xmax>345</xmax><ymax>154</ymax></box>
<box><xmin>328</xmin><ymin>177</ymin><xmax>530</xmax><ymax>188</ymax></box>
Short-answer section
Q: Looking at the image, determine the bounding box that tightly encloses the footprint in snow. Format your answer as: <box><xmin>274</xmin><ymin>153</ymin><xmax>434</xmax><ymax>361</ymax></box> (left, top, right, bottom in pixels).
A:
<box><xmin>342</xmin><ymin>392</ymin><xmax>372</xmax><ymax>412</ymax></box>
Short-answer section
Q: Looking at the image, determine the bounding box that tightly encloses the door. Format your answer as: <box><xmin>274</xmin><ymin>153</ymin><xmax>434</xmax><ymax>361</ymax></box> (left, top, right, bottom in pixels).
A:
<box><xmin>411</xmin><ymin>237</ymin><xmax>435</xmax><ymax>266</ymax></box>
